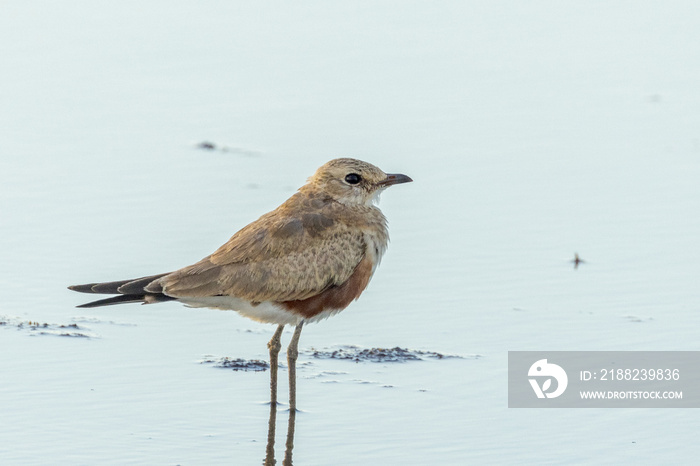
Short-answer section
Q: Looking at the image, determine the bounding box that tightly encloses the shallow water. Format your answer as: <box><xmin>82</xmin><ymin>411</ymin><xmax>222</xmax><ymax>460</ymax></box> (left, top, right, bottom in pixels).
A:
<box><xmin>2</xmin><ymin>1</ymin><xmax>700</xmax><ymax>464</ymax></box>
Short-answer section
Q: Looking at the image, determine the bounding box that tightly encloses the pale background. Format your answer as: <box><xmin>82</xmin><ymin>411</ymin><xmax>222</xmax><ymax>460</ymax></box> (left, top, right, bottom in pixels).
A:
<box><xmin>2</xmin><ymin>1</ymin><xmax>699</xmax><ymax>464</ymax></box>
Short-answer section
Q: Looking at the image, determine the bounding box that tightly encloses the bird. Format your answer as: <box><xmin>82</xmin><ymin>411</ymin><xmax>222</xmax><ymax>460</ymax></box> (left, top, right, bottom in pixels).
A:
<box><xmin>68</xmin><ymin>158</ymin><xmax>412</xmax><ymax>410</ymax></box>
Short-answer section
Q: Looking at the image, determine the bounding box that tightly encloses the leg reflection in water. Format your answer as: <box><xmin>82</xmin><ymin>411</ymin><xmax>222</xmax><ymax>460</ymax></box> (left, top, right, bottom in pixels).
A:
<box><xmin>263</xmin><ymin>383</ymin><xmax>297</xmax><ymax>465</ymax></box>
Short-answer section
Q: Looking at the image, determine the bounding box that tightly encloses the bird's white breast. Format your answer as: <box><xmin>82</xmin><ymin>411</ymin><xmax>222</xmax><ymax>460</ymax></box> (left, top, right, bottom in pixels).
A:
<box><xmin>179</xmin><ymin>296</ymin><xmax>305</xmax><ymax>325</ymax></box>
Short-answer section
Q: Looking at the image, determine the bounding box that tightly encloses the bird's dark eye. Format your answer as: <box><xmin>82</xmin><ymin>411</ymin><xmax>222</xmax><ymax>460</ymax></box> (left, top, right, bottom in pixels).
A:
<box><xmin>345</xmin><ymin>173</ymin><xmax>362</xmax><ymax>185</ymax></box>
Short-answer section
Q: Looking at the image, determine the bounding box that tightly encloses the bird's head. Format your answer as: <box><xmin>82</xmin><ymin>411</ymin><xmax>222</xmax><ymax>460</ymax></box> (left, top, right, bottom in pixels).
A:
<box><xmin>306</xmin><ymin>158</ymin><xmax>412</xmax><ymax>206</ymax></box>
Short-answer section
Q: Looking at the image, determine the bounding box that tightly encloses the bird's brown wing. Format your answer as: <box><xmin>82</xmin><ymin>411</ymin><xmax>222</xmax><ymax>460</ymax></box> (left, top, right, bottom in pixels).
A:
<box><xmin>152</xmin><ymin>205</ymin><xmax>367</xmax><ymax>303</ymax></box>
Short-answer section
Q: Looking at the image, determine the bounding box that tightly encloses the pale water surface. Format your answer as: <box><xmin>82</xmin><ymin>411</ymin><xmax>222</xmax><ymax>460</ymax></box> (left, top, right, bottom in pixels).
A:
<box><xmin>2</xmin><ymin>1</ymin><xmax>700</xmax><ymax>464</ymax></box>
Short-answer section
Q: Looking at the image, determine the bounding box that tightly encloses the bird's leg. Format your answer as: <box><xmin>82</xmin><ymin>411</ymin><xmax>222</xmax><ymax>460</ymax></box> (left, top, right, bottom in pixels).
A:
<box><xmin>267</xmin><ymin>324</ymin><xmax>284</xmax><ymax>405</ymax></box>
<box><xmin>287</xmin><ymin>322</ymin><xmax>304</xmax><ymax>412</ymax></box>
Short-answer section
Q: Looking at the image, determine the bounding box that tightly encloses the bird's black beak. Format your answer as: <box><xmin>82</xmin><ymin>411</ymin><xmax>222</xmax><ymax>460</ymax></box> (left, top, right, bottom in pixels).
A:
<box><xmin>379</xmin><ymin>173</ymin><xmax>413</xmax><ymax>187</ymax></box>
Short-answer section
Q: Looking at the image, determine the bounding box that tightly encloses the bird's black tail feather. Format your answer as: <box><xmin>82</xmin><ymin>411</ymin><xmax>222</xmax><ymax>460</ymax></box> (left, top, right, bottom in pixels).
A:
<box><xmin>69</xmin><ymin>272</ymin><xmax>174</xmax><ymax>308</ymax></box>
<box><xmin>74</xmin><ymin>293</ymin><xmax>177</xmax><ymax>308</ymax></box>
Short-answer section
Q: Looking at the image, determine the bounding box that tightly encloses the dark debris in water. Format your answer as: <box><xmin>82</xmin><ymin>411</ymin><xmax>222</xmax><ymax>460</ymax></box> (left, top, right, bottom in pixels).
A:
<box><xmin>200</xmin><ymin>356</ymin><xmax>269</xmax><ymax>372</ymax></box>
<box><xmin>0</xmin><ymin>316</ymin><xmax>95</xmax><ymax>338</ymax></box>
<box><xmin>197</xmin><ymin>141</ymin><xmax>216</xmax><ymax>150</ymax></box>
<box><xmin>307</xmin><ymin>346</ymin><xmax>466</xmax><ymax>363</ymax></box>
<box><xmin>195</xmin><ymin>141</ymin><xmax>261</xmax><ymax>157</ymax></box>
